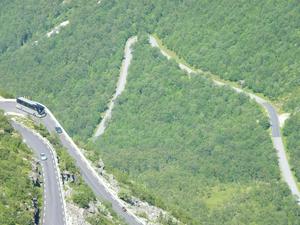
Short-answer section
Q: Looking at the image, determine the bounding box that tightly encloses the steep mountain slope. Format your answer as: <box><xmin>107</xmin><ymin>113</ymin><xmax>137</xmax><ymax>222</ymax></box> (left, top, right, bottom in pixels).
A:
<box><xmin>94</xmin><ymin>39</ymin><xmax>300</xmax><ymax>225</ymax></box>
<box><xmin>0</xmin><ymin>1</ymin><xmax>300</xmax><ymax>224</ymax></box>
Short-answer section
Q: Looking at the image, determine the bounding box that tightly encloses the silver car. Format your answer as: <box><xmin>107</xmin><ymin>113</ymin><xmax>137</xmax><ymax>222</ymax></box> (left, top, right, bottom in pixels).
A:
<box><xmin>40</xmin><ymin>153</ymin><xmax>47</xmax><ymax>161</ymax></box>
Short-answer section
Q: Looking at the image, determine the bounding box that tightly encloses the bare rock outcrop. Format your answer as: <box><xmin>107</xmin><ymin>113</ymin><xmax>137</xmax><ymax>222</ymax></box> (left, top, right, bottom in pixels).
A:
<box><xmin>61</xmin><ymin>170</ymin><xmax>76</xmax><ymax>184</ymax></box>
<box><xmin>29</xmin><ymin>161</ymin><xmax>41</xmax><ymax>187</ymax></box>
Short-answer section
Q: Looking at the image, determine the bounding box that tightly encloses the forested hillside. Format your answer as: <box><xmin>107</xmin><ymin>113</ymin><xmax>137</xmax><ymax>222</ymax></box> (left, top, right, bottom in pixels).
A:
<box><xmin>0</xmin><ymin>1</ymin><xmax>300</xmax><ymax>224</ymax></box>
<box><xmin>0</xmin><ymin>0</ymin><xmax>140</xmax><ymax>139</ymax></box>
<box><xmin>154</xmin><ymin>0</ymin><xmax>300</xmax><ymax>112</ymax></box>
<box><xmin>0</xmin><ymin>111</ymin><xmax>41</xmax><ymax>224</ymax></box>
<box><xmin>0</xmin><ymin>0</ymin><xmax>298</xmax><ymax>138</ymax></box>
<box><xmin>94</xmin><ymin>38</ymin><xmax>300</xmax><ymax>224</ymax></box>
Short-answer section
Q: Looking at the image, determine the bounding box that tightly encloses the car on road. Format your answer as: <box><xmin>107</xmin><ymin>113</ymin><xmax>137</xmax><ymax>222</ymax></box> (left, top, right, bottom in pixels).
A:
<box><xmin>55</xmin><ymin>126</ymin><xmax>63</xmax><ymax>134</ymax></box>
<box><xmin>40</xmin><ymin>153</ymin><xmax>47</xmax><ymax>161</ymax></box>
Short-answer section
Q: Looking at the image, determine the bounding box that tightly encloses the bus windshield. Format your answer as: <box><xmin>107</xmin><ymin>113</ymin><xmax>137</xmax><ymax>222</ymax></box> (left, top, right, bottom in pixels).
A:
<box><xmin>36</xmin><ymin>103</ymin><xmax>45</xmax><ymax>114</ymax></box>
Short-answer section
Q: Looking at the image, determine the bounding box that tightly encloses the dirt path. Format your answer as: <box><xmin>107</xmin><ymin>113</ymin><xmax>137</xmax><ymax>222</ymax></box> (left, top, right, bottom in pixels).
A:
<box><xmin>94</xmin><ymin>36</ymin><xmax>137</xmax><ymax>138</ymax></box>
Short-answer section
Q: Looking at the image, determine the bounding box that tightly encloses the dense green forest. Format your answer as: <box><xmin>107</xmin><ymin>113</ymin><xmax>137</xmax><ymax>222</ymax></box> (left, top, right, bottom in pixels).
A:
<box><xmin>283</xmin><ymin>113</ymin><xmax>300</xmax><ymax>181</ymax></box>
<box><xmin>0</xmin><ymin>0</ymin><xmax>300</xmax><ymax>224</ymax></box>
<box><xmin>93</xmin><ymin>39</ymin><xmax>300</xmax><ymax>224</ymax></box>
<box><xmin>0</xmin><ymin>0</ymin><xmax>65</xmax><ymax>55</ymax></box>
<box><xmin>153</xmin><ymin>0</ymin><xmax>300</xmax><ymax>112</ymax></box>
<box><xmin>0</xmin><ymin>0</ymin><xmax>298</xmax><ymax>138</ymax></box>
<box><xmin>0</xmin><ymin>111</ymin><xmax>41</xmax><ymax>225</ymax></box>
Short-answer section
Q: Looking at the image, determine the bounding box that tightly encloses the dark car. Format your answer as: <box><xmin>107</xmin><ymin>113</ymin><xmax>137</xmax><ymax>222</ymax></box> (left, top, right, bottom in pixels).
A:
<box><xmin>55</xmin><ymin>126</ymin><xmax>63</xmax><ymax>134</ymax></box>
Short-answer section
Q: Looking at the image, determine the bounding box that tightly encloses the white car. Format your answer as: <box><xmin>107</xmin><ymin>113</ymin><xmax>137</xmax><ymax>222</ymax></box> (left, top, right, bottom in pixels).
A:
<box><xmin>40</xmin><ymin>153</ymin><xmax>47</xmax><ymax>161</ymax></box>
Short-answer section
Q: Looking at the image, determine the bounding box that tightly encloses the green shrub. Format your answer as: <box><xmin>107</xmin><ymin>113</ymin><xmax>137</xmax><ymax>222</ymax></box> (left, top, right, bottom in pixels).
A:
<box><xmin>72</xmin><ymin>185</ymin><xmax>95</xmax><ymax>208</ymax></box>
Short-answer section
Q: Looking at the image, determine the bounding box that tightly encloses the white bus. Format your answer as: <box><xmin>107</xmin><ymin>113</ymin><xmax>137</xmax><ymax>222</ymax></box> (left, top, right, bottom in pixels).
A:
<box><xmin>16</xmin><ymin>97</ymin><xmax>46</xmax><ymax>118</ymax></box>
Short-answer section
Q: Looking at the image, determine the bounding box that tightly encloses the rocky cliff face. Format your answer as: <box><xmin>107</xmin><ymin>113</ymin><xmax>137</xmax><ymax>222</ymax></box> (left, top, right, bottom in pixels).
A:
<box><xmin>29</xmin><ymin>160</ymin><xmax>42</xmax><ymax>187</ymax></box>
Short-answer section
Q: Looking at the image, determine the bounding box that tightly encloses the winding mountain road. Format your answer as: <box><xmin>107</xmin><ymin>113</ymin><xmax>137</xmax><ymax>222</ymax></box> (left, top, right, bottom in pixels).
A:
<box><xmin>1</xmin><ymin>33</ymin><xmax>297</xmax><ymax>225</ymax></box>
<box><xmin>11</xmin><ymin>121</ymin><xmax>66</xmax><ymax>225</ymax></box>
<box><xmin>0</xmin><ymin>36</ymin><xmax>142</xmax><ymax>225</ymax></box>
<box><xmin>149</xmin><ymin>35</ymin><xmax>300</xmax><ymax>201</ymax></box>
<box><xmin>0</xmin><ymin>99</ymin><xmax>143</xmax><ymax>225</ymax></box>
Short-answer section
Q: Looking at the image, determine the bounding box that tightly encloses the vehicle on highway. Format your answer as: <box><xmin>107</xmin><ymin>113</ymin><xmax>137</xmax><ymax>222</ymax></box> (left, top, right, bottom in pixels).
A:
<box><xmin>40</xmin><ymin>153</ymin><xmax>47</xmax><ymax>161</ymax></box>
<box><xmin>55</xmin><ymin>126</ymin><xmax>63</xmax><ymax>134</ymax></box>
<box><xmin>16</xmin><ymin>97</ymin><xmax>46</xmax><ymax>118</ymax></box>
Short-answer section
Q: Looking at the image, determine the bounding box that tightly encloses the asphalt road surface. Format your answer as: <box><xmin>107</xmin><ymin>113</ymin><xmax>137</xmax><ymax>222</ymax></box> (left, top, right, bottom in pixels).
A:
<box><xmin>0</xmin><ymin>100</ymin><xmax>143</xmax><ymax>225</ymax></box>
<box><xmin>262</xmin><ymin>102</ymin><xmax>300</xmax><ymax>198</ymax></box>
<box><xmin>11</xmin><ymin>121</ymin><xmax>65</xmax><ymax>225</ymax></box>
<box><xmin>263</xmin><ymin>102</ymin><xmax>281</xmax><ymax>137</ymax></box>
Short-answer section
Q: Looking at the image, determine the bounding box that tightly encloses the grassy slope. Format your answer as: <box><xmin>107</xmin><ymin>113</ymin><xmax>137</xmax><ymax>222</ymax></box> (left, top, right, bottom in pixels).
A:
<box><xmin>94</xmin><ymin>39</ymin><xmax>300</xmax><ymax>224</ymax></box>
<box><xmin>0</xmin><ymin>111</ymin><xmax>41</xmax><ymax>224</ymax></box>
